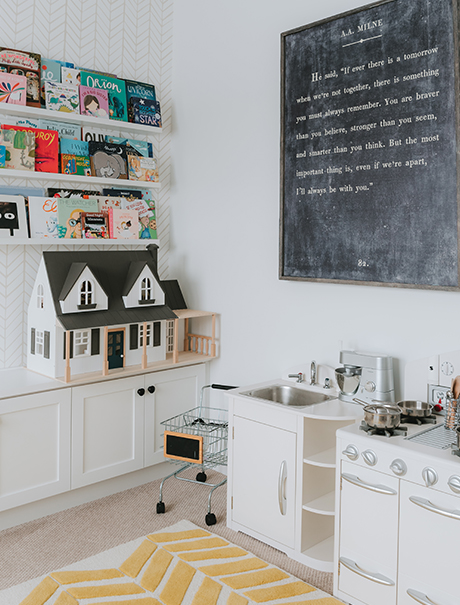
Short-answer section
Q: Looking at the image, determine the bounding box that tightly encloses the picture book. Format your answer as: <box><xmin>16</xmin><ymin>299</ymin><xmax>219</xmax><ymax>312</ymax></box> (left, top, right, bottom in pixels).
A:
<box><xmin>124</xmin><ymin>79</ymin><xmax>156</xmax><ymax>122</ymax></box>
<box><xmin>79</xmin><ymin>86</ymin><xmax>109</xmax><ymax>119</ymax></box>
<box><xmin>0</xmin><ymin>194</ymin><xmax>29</xmax><ymax>238</ymax></box>
<box><xmin>0</xmin><ymin>128</ymin><xmax>35</xmax><ymax>171</ymax></box>
<box><xmin>0</xmin><ymin>186</ymin><xmax>45</xmax><ymax>197</ymax></box>
<box><xmin>47</xmin><ymin>188</ymin><xmax>94</xmax><ymax>198</ymax></box>
<box><xmin>39</xmin><ymin>119</ymin><xmax>80</xmax><ymax>140</ymax></box>
<box><xmin>80</xmin><ymin>71</ymin><xmax>127</xmax><ymax>121</ymax></box>
<box><xmin>60</xmin><ymin>139</ymin><xmax>89</xmax><ymax>158</ymax></box>
<box><xmin>40</xmin><ymin>58</ymin><xmax>73</xmax><ymax>106</ymax></box>
<box><xmin>0</xmin><ymin>72</ymin><xmax>27</xmax><ymax>105</ymax></box>
<box><xmin>88</xmin><ymin>141</ymin><xmax>127</xmax><ymax>179</ymax></box>
<box><xmin>0</xmin><ymin>145</ymin><xmax>5</xmax><ymax>167</ymax></box>
<box><xmin>28</xmin><ymin>196</ymin><xmax>59</xmax><ymax>238</ymax></box>
<box><xmin>2</xmin><ymin>124</ymin><xmax>59</xmax><ymax>173</ymax></box>
<box><xmin>94</xmin><ymin>195</ymin><xmax>125</xmax><ymax>213</ymax></box>
<box><xmin>82</xmin><ymin>126</ymin><xmax>106</xmax><ymax>143</ymax></box>
<box><xmin>0</xmin><ymin>48</ymin><xmax>41</xmax><ymax>107</ymax></box>
<box><xmin>57</xmin><ymin>197</ymin><xmax>98</xmax><ymax>238</ymax></box>
<box><xmin>108</xmin><ymin>207</ymin><xmax>138</xmax><ymax>239</ymax></box>
<box><xmin>131</xmin><ymin>97</ymin><xmax>162</xmax><ymax>127</ymax></box>
<box><xmin>45</xmin><ymin>81</ymin><xmax>79</xmax><ymax>113</ymax></box>
<box><xmin>61</xmin><ymin>154</ymin><xmax>91</xmax><ymax>176</ymax></box>
<box><xmin>61</xmin><ymin>66</ymin><xmax>80</xmax><ymax>85</ymax></box>
<box><xmin>82</xmin><ymin>212</ymin><xmax>109</xmax><ymax>238</ymax></box>
<box><xmin>16</xmin><ymin>117</ymin><xmax>40</xmax><ymax>128</ymax></box>
<box><xmin>127</xmin><ymin>155</ymin><xmax>159</xmax><ymax>182</ymax></box>
<box><xmin>102</xmin><ymin>188</ymin><xmax>143</xmax><ymax>200</ymax></box>
<box><xmin>105</xmin><ymin>135</ymin><xmax>152</xmax><ymax>158</ymax></box>
<box><xmin>125</xmin><ymin>198</ymin><xmax>157</xmax><ymax>239</ymax></box>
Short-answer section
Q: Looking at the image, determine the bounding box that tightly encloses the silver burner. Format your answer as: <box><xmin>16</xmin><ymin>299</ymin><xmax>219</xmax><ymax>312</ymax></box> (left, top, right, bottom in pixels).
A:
<box><xmin>359</xmin><ymin>421</ymin><xmax>407</xmax><ymax>438</ymax></box>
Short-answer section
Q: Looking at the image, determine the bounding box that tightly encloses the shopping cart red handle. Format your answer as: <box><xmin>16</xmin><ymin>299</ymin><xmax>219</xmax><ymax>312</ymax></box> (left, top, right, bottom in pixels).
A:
<box><xmin>211</xmin><ymin>384</ymin><xmax>238</xmax><ymax>390</ymax></box>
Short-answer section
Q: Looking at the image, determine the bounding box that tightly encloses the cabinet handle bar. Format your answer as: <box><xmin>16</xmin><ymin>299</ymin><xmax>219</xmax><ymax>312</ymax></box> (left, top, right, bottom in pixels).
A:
<box><xmin>341</xmin><ymin>473</ymin><xmax>397</xmax><ymax>495</ymax></box>
<box><xmin>407</xmin><ymin>588</ymin><xmax>442</xmax><ymax>605</ymax></box>
<box><xmin>278</xmin><ymin>460</ymin><xmax>287</xmax><ymax>515</ymax></box>
<box><xmin>409</xmin><ymin>496</ymin><xmax>460</xmax><ymax>521</ymax></box>
<box><xmin>339</xmin><ymin>557</ymin><xmax>395</xmax><ymax>586</ymax></box>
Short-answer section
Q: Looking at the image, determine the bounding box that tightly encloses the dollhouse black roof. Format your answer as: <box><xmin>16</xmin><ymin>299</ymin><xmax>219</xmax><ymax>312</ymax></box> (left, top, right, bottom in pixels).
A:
<box><xmin>43</xmin><ymin>245</ymin><xmax>186</xmax><ymax>331</ymax></box>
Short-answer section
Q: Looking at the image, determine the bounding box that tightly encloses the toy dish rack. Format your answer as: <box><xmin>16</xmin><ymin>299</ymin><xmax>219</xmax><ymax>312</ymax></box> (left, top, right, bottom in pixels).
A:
<box><xmin>156</xmin><ymin>384</ymin><xmax>235</xmax><ymax>526</ymax></box>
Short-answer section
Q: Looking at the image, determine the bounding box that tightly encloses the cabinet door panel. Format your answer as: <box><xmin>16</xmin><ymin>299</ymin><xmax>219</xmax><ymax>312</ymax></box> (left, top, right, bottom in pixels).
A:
<box><xmin>144</xmin><ymin>364</ymin><xmax>206</xmax><ymax>466</ymax></box>
<box><xmin>0</xmin><ymin>390</ymin><xmax>71</xmax><ymax>511</ymax></box>
<box><xmin>231</xmin><ymin>415</ymin><xmax>296</xmax><ymax>549</ymax></box>
<box><xmin>72</xmin><ymin>376</ymin><xmax>143</xmax><ymax>488</ymax></box>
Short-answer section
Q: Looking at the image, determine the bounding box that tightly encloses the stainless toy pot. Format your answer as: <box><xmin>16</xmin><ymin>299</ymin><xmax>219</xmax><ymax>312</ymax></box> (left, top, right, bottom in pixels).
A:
<box><xmin>354</xmin><ymin>398</ymin><xmax>402</xmax><ymax>429</ymax></box>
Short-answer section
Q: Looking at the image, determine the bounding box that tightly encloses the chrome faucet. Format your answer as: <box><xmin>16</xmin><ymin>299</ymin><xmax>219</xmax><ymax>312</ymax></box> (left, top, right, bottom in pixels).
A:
<box><xmin>310</xmin><ymin>360</ymin><xmax>317</xmax><ymax>385</ymax></box>
<box><xmin>288</xmin><ymin>372</ymin><xmax>303</xmax><ymax>383</ymax></box>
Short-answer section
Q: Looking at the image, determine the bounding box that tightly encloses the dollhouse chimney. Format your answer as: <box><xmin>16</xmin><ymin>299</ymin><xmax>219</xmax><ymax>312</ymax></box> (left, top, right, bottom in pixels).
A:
<box><xmin>147</xmin><ymin>243</ymin><xmax>159</xmax><ymax>266</ymax></box>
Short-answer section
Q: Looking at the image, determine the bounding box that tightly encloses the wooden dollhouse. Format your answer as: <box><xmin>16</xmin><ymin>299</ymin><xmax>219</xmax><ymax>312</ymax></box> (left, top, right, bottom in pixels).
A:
<box><xmin>27</xmin><ymin>244</ymin><xmax>216</xmax><ymax>382</ymax></box>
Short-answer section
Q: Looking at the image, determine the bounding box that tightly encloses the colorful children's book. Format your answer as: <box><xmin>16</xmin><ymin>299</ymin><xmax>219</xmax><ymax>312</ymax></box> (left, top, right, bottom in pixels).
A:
<box><xmin>0</xmin><ymin>194</ymin><xmax>29</xmax><ymax>238</ymax></box>
<box><xmin>57</xmin><ymin>197</ymin><xmax>98</xmax><ymax>238</ymax></box>
<box><xmin>102</xmin><ymin>188</ymin><xmax>143</xmax><ymax>200</ymax></box>
<box><xmin>108</xmin><ymin>207</ymin><xmax>138</xmax><ymax>239</ymax></box>
<box><xmin>0</xmin><ymin>128</ymin><xmax>35</xmax><ymax>171</ymax></box>
<box><xmin>60</xmin><ymin>139</ymin><xmax>89</xmax><ymax>158</ymax></box>
<box><xmin>40</xmin><ymin>58</ymin><xmax>73</xmax><ymax>106</ymax></box>
<box><xmin>94</xmin><ymin>195</ymin><xmax>125</xmax><ymax>213</ymax></box>
<box><xmin>28</xmin><ymin>196</ymin><xmax>59</xmax><ymax>238</ymax></box>
<box><xmin>82</xmin><ymin>211</ymin><xmax>109</xmax><ymax>238</ymax></box>
<box><xmin>131</xmin><ymin>97</ymin><xmax>162</xmax><ymax>127</ymax></box>
<box><xmin>0</xmin><ymin>48</ymin><xmax>41</xmax><ymax>107</ymax></box>
<box><xmin>105</xmin><ymin>135</ymin><xmax>152</xmax><ymax>158</ymax></box>
<box><xmin>88</xmin><ymin>141</ymin><xmax>128</xmax><ymax>179</ymax></box>
<box><xmin>82</xmin><ymin>126</ymin><xmax>106</xmax><ymax>143</ymax></box>
<box><xmin>0</xmin><ymin>72</ymin><xmax>27</xmax><ymax>105</ymax></box>
<box><xmin>47</xmin><ymin>188</ymin><xmax>94</xmax><ymax>198</ymax></box>
<box><xmin>16</xmin><ymin>117</ymin><xmax>40</xmax><ymax>128</ymax></box>
<box><xmin>127</xmin><ymin>155</ymin><xmax>159</xmax><ymax>182</ymax></box>
<box><xmin>45</xmin><ymin>81</ymin><xmax>79</xmax><ymax>113</ymax></box>
<box><xmin>2</xmin><ymin>124</ymin><xmax>59</xmax><ymax>173</ymax></box>
<box><xmin>0</xmin><ymin>145</ymin><xmax>5</xmax><ymax>167</ymax></box>
<box><xmin>80</xmin><ymin>71</ymin><xmax>127</xmax><ymax>121</ymax></box>
<box><xmin>61</xmin><ymin>154</ymin><xmax>91</xmax><ymax>176</ymax></box>
<box><xmin>61</xmin><ymin>66</ymin><xmax>80</xmax><ymax>85</ymax></box>
<box><xmin>125</xmin><ymin>198</ymin><xmax>157</xmax><ymax>239</ymax></box>
<box><xmin>79</xmin><ymin>86</ymin><xmax>109</xmax><ymax>119</ymax></box>
<box><xmin>39</xmin><ymin>119</ymin><xmax>80</xmax><ymax>140</ymax></box>
<box><xmin>124</xmin><ymin>79</ymin><xmax>156</xmax><ymax>122</ymax></box>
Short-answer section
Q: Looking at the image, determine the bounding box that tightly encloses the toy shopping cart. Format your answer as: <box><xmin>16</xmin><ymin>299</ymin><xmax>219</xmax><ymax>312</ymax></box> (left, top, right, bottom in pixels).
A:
<box><xmin>156</xmin><ymin>384</ymin><xmax>236</xmax><ymax>525</ymax></box>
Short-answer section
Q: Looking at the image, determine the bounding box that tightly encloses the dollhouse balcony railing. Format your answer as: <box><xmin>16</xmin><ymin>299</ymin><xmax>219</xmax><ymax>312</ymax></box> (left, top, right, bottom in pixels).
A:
<box><xmin>185</xmin><ymin>333</ymin><xmax>213</xmax><ymax>356</ymax></box>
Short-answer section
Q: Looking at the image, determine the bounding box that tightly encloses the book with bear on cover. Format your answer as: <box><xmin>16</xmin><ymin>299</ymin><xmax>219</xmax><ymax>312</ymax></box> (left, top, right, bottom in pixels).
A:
<box><xmin>61</xmin><ymin>154</ymin><xmax>91</xmax><ymax>176</ymax></box>
<box><xmin>79</xmin><ymin>86</ymin><xmax>109</xmax><ymax>119</ymax></box>
<box><xmin>0</xmin><ymin>47</ymin><xmax>41</xmax><ymax>107</ymax></box>
<box><xmin>88</xmin><ymin>141</ymin><xmax>128</xmax><ymax>179</ymax></box>
<box><xmin>108</xmin><ymin>207</ymin><xmax>138</xmax><ymax>239</ymax></box>
<box><xmin>127</xmin><ymin>154</ymin><xmax>159</xmax><ymax>182</ymax></box>
<box><xmin>57</xmin><ymin>197</ymin><xmax>98</xmax><ymax>238</ymax></box>
<box><xmin>131</xmin><ymin>97</ymin><xmax>162</xmax><ymax>127</ymax></box>
<box><xmin>80</xmin><ymin>71</ymin><xmax>127</xmax><ymax>121</ymax></box>
<box><xmin>2</xmin><ymin>124</ymin><xmax>59</xmax><ymax>173</ymax></box>
<box><xmin>0</xmin><ymin>128</ymin><xmax>35</xmax><ymax>171</ymax></box>
<box><xmin>28</xmin><ymin>196</ymin><xmax>59</xmax><ymax>239</ymax></box>
<box><xmin>45</xmin><ymin>81</ymin><xmax>79</xmax><ymax>113</ymax></box>
<box><xmin>0</xmin><ymin>72</ymin><xmax>27</xmax><ymax>105</ymax></box>
<box><xmin>81</xmin><ymin>211</ymin><xmax>109</xmax><ymax>238</ymax></box>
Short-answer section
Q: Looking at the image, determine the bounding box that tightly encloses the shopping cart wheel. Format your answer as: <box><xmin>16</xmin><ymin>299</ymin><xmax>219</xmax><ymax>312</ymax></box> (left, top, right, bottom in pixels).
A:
<box><xmin>196</xmin><ymin>471</ymin><xmax>207</xmax><ymax>482</ymax></box>
<box><xmin>156</xmin><ymin>501</ymin><xmax>165</xmax><ymax>514</ymax></box>
<box><xmin>205</xmin><ymin>512</ymin><xmax>217</xmax><ymax>526</ymax></box>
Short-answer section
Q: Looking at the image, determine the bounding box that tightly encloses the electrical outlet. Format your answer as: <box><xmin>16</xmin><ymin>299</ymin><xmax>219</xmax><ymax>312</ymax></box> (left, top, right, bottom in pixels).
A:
<box><xmin>428</xmin><ymin>384</ymin><xmax>450</xmax><ymax>407</ymax></box>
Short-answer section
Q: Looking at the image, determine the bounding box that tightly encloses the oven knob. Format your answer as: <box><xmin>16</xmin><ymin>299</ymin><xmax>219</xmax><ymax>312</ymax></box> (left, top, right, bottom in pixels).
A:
<box><xmin>365</xmin><ymin>381</ymin><xmax>376</xmax><ymax>393</ymax></box>
<box><xmin>390</xmin><ymin>459</ymin><xmax>407</xmax><ymax>476</ymax></box>
<box><xmin>342</xmin><ymin>445</ymin><xmax>359</xmax><ymax>461</ymax></box>
<box><xmin>422</xmin><ymin>467</ymin><xmax>438</xmax><ymax>487</ymax></box>
<box><xmin>447</xmin><ymin>475</ymin><xmax>460</xmax><ymax>494</ymax></box>
<box><xmin>362</xmin><ymin>449</ymin><xmax>378</xmax><ymax>466</ymax></box>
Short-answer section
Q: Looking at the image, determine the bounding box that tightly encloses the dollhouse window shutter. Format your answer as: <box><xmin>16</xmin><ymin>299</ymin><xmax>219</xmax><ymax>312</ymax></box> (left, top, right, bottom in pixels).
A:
<box><xmin>129</xmin><ymin>324</ymin><xmax>138</xmax><ymax>349</ymax></box>
<box><xmin>63</xmin><ymin>332</ymin><xmax>74</xmax><ymax>359</ymax></box>
<box><xmin>31</xmin><ymin>328</ymin><xmax>35</xmax><ymax>354</ymax></box>
<box><xmin>153</xmin><ymin>321</ymin><xmax>161</xmax><ymax>346</ymax></box>
<box><xmin>91</xmin><ymin>328</ymin><xmax>100</xmax><ymax>355</ymax></box>
<box><xmin>44</xmin><ymin>331</ymin><xmax>50</xmax><ymax>359</ymax></box>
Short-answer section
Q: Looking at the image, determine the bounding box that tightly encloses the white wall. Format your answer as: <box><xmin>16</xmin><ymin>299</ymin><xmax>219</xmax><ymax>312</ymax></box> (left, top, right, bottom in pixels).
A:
<box><xmin>170</xmin><ymin>0</ymin><xmax>460</xmax><ymax>396</ymax></box>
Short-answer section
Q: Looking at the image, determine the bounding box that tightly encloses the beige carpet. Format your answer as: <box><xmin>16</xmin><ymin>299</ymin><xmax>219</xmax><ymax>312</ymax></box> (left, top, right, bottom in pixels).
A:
<box><xmin>0</xmin><ymin>467</ymin><xmax>332</xmax><ymax>596</ymax></box>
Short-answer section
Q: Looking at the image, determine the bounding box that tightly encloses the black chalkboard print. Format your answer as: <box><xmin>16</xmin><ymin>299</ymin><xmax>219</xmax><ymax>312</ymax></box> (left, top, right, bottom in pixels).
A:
<box><xmin>280</xmin><ymin>0</ymin><xmax>459</xmax><ymax>289</ymax></box>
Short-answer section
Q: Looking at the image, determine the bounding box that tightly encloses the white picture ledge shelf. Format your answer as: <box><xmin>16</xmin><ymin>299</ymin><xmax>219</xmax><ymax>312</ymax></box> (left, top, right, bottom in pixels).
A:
<box><xmin>0</xmin><ymin>103</ymin><xmax>162</xmax><ymax>136</ymax></box>
<box><xmin>0</xmin><ymin>168</ymin><xmax>160</xmax><ymax>189</ymax></box>
<box><xmin>0</xmin><ymin>238</ymin><xmax>160</xmax><ymax>246</ymax></box>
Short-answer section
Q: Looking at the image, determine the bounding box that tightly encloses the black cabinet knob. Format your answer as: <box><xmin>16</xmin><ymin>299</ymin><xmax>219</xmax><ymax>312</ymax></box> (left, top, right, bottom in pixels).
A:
<box><xmin>137</xmin><ymin>388</ymin><xmax>145</xmax><ymax>396</ymax></box>
<box><xmin>148</xmin><ymin>385</ymin><xmax>156</xmax><ymax>394</ymax></box>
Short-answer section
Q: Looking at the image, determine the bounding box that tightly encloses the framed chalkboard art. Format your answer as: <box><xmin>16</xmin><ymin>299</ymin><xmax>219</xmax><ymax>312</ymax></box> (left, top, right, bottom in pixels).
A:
<box><xmin>280</xmin><ymin>0</ymin><xmax>460</xmax><ymax>289</ymax></box>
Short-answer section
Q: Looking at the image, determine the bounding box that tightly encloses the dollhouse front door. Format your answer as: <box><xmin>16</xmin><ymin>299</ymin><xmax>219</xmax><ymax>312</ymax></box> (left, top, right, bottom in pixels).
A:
<box><xmin>107</xmin><ymin>330</ymin><xmax>124</xmax><ymax>369</ymax></box>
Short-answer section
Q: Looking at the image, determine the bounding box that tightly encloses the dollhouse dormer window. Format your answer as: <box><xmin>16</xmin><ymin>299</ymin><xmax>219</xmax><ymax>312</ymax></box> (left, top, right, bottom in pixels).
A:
<box><xmin>37</xmin><ymin>284</ymin><xmax>44</xmax><ymax>309</ymax></box>
<box><xmin>139</xmin><ymin>277</ymin><xmax>155</xmax><ymax>304</ymax></box>
<box><xmin>78</xmin><ymin>280</ymin><xmax>97</xmax><ymax>309</ymax></box>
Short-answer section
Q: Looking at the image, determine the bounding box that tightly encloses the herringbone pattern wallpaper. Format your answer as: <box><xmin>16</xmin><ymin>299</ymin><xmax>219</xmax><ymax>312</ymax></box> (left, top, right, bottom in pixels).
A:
<box><xmin>0</xmin><ymin>0</ymin><xmax>173</xmax><ymax>369</ymax></box>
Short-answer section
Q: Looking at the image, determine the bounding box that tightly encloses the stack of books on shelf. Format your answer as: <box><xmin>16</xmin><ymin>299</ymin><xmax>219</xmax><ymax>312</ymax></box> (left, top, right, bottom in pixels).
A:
<box><xmin>0</xmin><ymin>186</ymin><xmax>157</xmax><ymax>241</ymax></box>
<box><xmin>0</xmin><ymin>47</ymin><xmax>160</xmax><ymax>181</ymax></box>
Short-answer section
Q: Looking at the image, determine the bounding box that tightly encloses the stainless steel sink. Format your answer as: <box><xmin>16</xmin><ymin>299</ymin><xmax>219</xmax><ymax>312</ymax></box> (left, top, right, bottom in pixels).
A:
<box><xmin>241</xmin><ymin>384</ymin><xmax>331</xmax><ymax>407</ymax></box>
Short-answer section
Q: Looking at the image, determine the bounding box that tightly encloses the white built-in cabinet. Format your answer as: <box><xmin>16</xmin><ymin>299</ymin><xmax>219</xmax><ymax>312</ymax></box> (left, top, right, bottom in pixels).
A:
<box><xmin>227</xmin><ymin>390</ymin><xmax>359</xmax><ymax>572</ymax></box>
<box><xmin>0</xmin><ymin>363</ymin><xmax>206</xmax><ymax>512</ymax></box>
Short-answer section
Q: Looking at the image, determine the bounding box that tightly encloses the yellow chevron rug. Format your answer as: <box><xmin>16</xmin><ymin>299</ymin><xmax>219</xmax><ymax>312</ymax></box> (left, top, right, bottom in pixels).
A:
<box><xmin>1</xmin><ymin>520</ymin><xmax>343</xmax><ymax>605</ymax></box>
